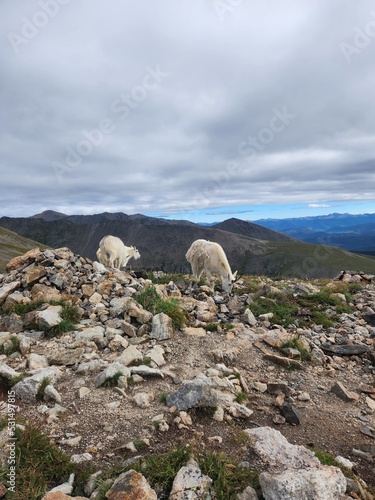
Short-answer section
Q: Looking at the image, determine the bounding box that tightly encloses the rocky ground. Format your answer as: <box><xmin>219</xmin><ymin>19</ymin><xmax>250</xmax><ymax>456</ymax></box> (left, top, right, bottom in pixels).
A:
<box><xmin>0</xmin><ymin>247</ymin><xmax>374</xmax><ymax>499</ymax></box>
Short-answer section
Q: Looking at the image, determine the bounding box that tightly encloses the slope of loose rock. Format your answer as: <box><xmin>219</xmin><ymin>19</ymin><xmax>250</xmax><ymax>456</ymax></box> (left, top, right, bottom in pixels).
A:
<box><xmin>0</xmin><ymin>248</ymin><xmax>374</xmax><ymax>499</ymax></box>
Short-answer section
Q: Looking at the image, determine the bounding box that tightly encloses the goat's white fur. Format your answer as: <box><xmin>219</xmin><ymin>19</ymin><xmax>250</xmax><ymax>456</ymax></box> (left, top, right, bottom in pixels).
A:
<box><xmin>185</xmin><ymin>239</ymin><xmax>237</xmax><ymax>292</ymax></box>
<box><xmin>96</xmin><ymin>235</ymin><xmax>140</xmax><ymax>270</ymax></box>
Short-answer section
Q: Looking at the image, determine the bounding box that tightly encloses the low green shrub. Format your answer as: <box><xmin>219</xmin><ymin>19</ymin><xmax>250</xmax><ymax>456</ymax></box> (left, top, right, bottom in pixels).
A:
<box><xmin>0</xmin><ymin>335</ymin><xmax>20</xmax><ymax>355</ymax></box>
<box><xmin>281</xmin><ymin>334</ymin><xmax>311</xmax><ymax>361</ymax></box>
<box><xmin>198</xmin><ymin>451</ymin><xmax>261</xmax><ymax>500</ymax></box>
<box><xmin>135</xmin><ymin>286</ymin><xmax>186</xmax><ymax>329</ymax></box>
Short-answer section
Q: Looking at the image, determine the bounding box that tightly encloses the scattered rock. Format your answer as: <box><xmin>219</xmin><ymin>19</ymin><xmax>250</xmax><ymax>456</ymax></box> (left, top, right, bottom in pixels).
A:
<box><xmin>169</xmin><ymin>458</ymin><xmax>215</xmax><ymax>499</ymax></box>
<box><xmin>280</xmin><ymin>402</ymin><xmax>302</xmax><ymax>425</ymax></box>
<box><xmin>330</xmin><ymin>382</ymin><xmax>360</xmax><ymax>402</ymax></box>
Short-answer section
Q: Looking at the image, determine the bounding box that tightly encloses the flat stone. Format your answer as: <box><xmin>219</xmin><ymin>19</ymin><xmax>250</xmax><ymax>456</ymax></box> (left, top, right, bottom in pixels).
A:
<box><xmin>182</xmin><ymin>327</ymin><xmax>206</xmax><ymax>337</ymax></box>
<box><xmin>321</xmin><ymin>343</ymin><xmax>369</xmax><ymax>356</ymax></box>
<box><xmin>48</xmin><ymin>348</ymin><xmax>84</xmax><ymax>366</ymax></box>
<box><xmin>264</xmin><ymin>353</ymin><xmax>302</xmax><ymax>370</ymax></box>
<box><xmin>166</xmin><ymin>383</ymin><xmax>217</xmax><ymax>411</ymax></box>
<box><xmin>330</xmin><ymin>381</ymin><xmax>360</xmax><ymax>402</ymax></box>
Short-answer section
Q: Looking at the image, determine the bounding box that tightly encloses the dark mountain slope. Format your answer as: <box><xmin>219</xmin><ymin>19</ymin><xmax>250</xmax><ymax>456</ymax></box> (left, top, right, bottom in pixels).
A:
<box><xmin>213</xmin><ymin>218</ymin><xmax>296</xmax><ymax>242</ymax></box>
<box><xmin>0</xmin><ymin>216</ymin><xmax>268</xmax><ymax>274</ymax></box>
<box><xmin>2</xmin><ymin>212</ymin><xmax>375</xmax><ymax>278</ymax></box>
<box><xmin>0</xmin><ymin>226</ymin><xmax>47</xmax><ymax>272</ymax></box>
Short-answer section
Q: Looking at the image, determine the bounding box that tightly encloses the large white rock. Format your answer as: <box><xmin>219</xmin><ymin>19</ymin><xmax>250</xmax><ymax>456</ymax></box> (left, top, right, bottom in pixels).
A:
<box><xmin>29</xmin><ymin>353</ymin><xmax>49</xmax><ymax>371</ymax></box>
<box><xmin>169</xmin><ymin>458</ymin><xmax>214</xmax><ymax>499</ymax></box>
<box><xmin>13</xmin><ymin>366</ymin><xmax>62</xmax><ymax>402</ymax></box>
<box><xmin>36</xmin><ymin>305</ymin><xmax>63</xmax><ymax>329</ymax></box>
<box><xmin>150</xmin><ymin>312</ymin><xmax>173</xmax><ymax>340</ymax></box>
<box><xmin>259</xmin><ymin>466</ymin><xmax>347</xmax><ymax>500</ymax></box>
<box><xmin>95</xmin><ymin>361</ymin><xmax>130</xmax><ymax>388</ymax></box>
<box><xmin>245</xmin><ymin>427</ymin><xmax>347</xmax><ymax>500</ymax></box>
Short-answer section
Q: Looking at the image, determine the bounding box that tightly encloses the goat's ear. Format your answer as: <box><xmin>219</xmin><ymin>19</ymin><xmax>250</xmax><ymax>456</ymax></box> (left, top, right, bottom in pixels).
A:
<box><xmin>233</xmin><ymin>271</ymin><xmax>238</xmax><ymax>280</ymax></box>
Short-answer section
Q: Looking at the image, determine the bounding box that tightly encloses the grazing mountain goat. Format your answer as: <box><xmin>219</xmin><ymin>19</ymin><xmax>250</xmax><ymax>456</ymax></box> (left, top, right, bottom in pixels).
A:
<box><xmin>185</xmin><ymin>239</ymin><xmax>237</xmax><ymax>292</ymax></box>
<box><xmin>96</xmin><ymin>235</ymin><xmax>140</xmax><ymax>270</ymax></box>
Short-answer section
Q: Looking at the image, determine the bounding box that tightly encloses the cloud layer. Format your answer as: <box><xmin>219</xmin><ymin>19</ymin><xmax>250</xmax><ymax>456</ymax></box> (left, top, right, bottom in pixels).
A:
<box><xmin>1</xmin><ymin>0</ymin><xmax>375</xmax><ymax>218</ymax></box>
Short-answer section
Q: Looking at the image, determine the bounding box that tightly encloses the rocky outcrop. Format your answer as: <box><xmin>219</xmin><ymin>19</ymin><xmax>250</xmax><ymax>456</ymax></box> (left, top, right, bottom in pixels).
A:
<box><xmin>0</xmin><ymin>247</ymin><xmax>374</xmax><ymax>499</ymax></box>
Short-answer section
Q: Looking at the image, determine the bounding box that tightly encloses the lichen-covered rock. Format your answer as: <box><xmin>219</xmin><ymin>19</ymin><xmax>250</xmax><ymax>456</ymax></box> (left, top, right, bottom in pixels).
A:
<box><xmin>169</xmin><ymin>458</ymin><xmax>215</xmax><ymax>499</ymax></box>
<box><xmin>150</xmin><ymin>312</ymin><xmax>173</xmax><ymax>340</ymax></box>
<box><xmin>105</xmin><ymin>469</ymin><xmax>157</xmax><ymax>500</ymax></box>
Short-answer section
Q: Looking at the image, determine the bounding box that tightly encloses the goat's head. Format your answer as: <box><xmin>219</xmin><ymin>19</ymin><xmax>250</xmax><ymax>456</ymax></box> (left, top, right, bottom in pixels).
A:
<box><xmin>222</xmin><ymin>270</ymin><xmax>238</xmax><ymax>293</ymax></box>
<box><xmin>132</xmin><ymin>246</ymin><xmax>141</xmax><ymax>259</ymax></box>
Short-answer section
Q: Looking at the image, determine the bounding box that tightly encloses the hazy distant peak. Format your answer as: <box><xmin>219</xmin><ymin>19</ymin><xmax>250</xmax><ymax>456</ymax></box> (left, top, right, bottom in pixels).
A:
<box><xmin>30</xmin><ymin>210</ymin><xmax>67</xmax><ymax>221</ymax></box>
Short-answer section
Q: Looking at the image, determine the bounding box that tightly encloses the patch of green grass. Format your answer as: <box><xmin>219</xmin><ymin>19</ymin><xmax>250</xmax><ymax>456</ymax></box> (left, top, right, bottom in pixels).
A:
<box><xmin>314</xmin><ymin>449</ymin><xmax>337</xmax><ymax>466</ymax></box>
<box><xmin>308</xmin><ymin>311</ymin><xmax>335</xmax><ymax>328</ymax></box>
<box><xmin>155</xmin><ymin>298</ymin><xmax>185</xmax><ymax>330</ymax></box>
<box><xmin>93</xmin><ymin>478</ymin><xmax>113</xmax><ymax>500</ymax></box>
<box><xmin>10</xmin><ymin>300</ymin><xmax>44</xmax><ymax>315</ymax></box>
<box><xmin>346</xmin><ymin>282</ymin><xmax>365</xmax><ymax>294</ymax></box>
<box><xmin>45</xmin><ymin>303</ymin><xmax>80</xmax><ymax>337</ymax></box>
<box><xmin>286</xmin><ymin>361</ymin><xmax>301</xmax><ymax>371</ymax></box>
<box><xmin>249</xmin><ymin>285</ymin><xmax>357</xmax><ymax>328</ymax></box>
<box><xmin>4</xmin><ymin>422</ymin><xmax>92</xmax><ymax>500</ymax></box>
<box><xmin>222</xmin><ymin>322</ymin><xmax>235</xmax><ymax>331</ymax></box>
<box><xmin>250</xmin><ymin>293</ymin><xmax>299</xmax><ymax>326</ymax></box>
<box><xmin>198</xmin><ymin>451</ymin><xmax>261</xmax><ymax>500</ymax></box>
<box><xmin>135</xmin><ymin>286</ymin><xmax>186</xmax><ymax>330</ymax></box>
<box><xmin>205</xmin><ymin>323</ymin><xmax>219</xmax><ymax>331</ymax></box>
<box><xmin>135</xmin><ymin>286</ymin><xmax>161</xmax><ymax>311</ymax></box>
<box><xmin>159</xmin><ymin>393</ymin><xmax>168</xmax><ymax>403</ymax></box>
<box><xmin>193</xmin><ymin>406</ymin><xmax>218</xmax><ymax>418</ymax></box>
<box><xmin>2</xmin><ymin>299</ymin><xmax>81</xmax><ymax>338</ymax></box>
<box><xmin>9</xmin><ymin>372</ymin><xmax>28</xmax><ymax>386</ymax></box>
<box><xmin>100</xmin><ymin>371</ymin><xmax>124</xmax><ymax>388</ymax></box>
<box><xmin>233</xmin><ymin>276</ymin><xmax>262</xmax><ymax>294</ymax></box>
<box><xmin>133</xmin><ymin>439</ymin><xmax>148</xmax><ymax>451</ymax></box>
<box><xmin>232</xmin><ymin>430</ymin><xmax>251</xmax><ymax>446</ymax></box>
<box><xmin>133</xmin><ymin>447</ymin><xmax>191</xmax><ymax>495</ymax></box>
<box><xmin>235</xmin><ymin>392</ymin><xmax>248</xmax><ymax>404</ymax></box>
<box><xmin>0</xmin><ymin>335</ymin><xmax>20</xmax><ymax>355</ymax></box>
<box><xmin>36</xmin><ymin>377</ymin><xmax>51</xmax><ymax>400</ymax></box>
<box><xmin>129</xmin><ymin>356</ymin><xmax>152</xmax><ymax>367</ymax></box>
<box><xmin>281</xmin><ymin>335</ymin><xmax>311</xmax><ymax>361</ymax></box>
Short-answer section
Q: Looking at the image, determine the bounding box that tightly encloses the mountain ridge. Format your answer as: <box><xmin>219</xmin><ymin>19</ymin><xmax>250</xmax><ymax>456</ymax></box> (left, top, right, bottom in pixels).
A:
<box><xmin>1</xmin><ymin>211</ymin><xmax>375</xmax><ymax>278</ymax></box>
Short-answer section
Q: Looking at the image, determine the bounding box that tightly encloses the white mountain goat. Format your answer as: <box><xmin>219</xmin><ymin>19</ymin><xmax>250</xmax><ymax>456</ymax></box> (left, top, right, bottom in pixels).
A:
<box><xmin>96</xmin><ymin>235</ymin><xmax>140</xmax><ymax>270</ymax></box>
<box><xmin>185</xmin><ymin>239</ymin><xmax>237</xmax><ymax>292</ymax></box>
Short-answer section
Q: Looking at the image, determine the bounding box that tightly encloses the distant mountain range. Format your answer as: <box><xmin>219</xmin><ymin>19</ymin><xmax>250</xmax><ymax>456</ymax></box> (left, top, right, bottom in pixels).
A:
<box><xmin>1</xmin><ymin>210</ymin><xmax>375</xmax><ymax>278</ymax></box>
<box><xmin>253</xmin><ymin>213</ymin><xmax>375</xmax><ymax>253</ymax></box>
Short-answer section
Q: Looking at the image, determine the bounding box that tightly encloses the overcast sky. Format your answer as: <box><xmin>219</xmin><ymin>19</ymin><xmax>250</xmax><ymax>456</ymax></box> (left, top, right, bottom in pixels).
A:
<box><xmin>1</xmin><ymin>0</ymin><xmax>375</xmax><ymax>222</ymax></box>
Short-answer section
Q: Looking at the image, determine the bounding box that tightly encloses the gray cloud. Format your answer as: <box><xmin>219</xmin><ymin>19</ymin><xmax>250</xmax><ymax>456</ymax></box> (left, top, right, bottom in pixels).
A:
<box><xmin>1</xmin><ymin>0</ymin><xmax>375</xmax><ymax>218</ymax></box>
